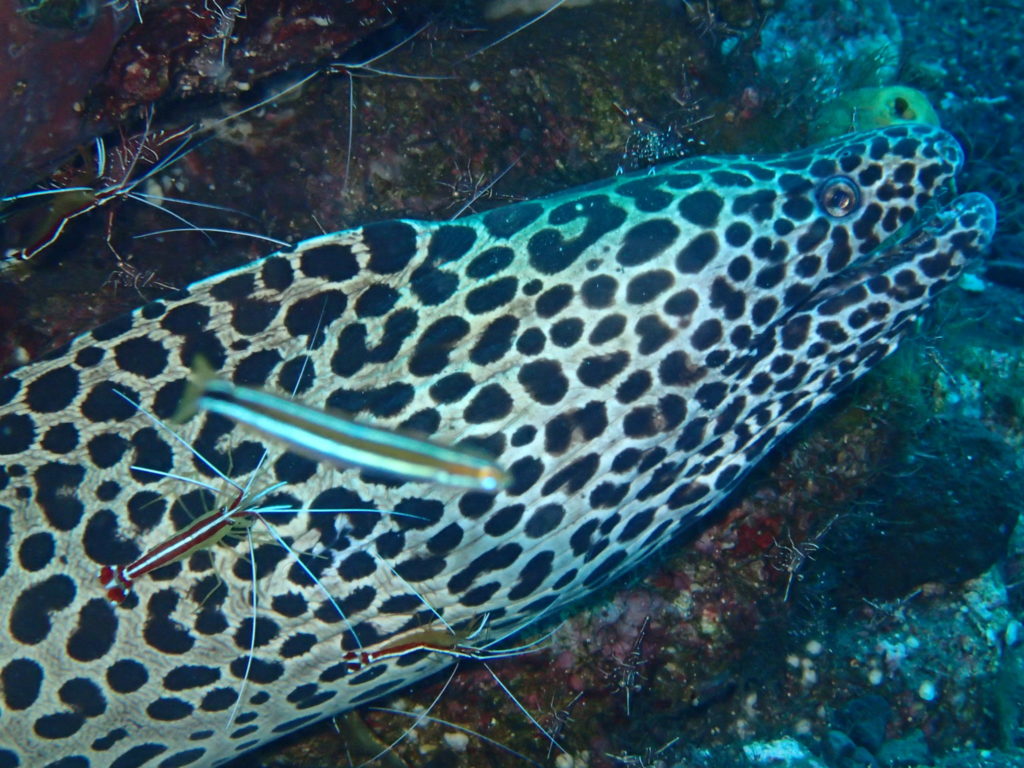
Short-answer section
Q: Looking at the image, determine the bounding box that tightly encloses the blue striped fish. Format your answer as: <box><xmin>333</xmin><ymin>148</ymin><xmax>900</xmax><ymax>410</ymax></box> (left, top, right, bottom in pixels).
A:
<box><xmin>181</xmin><ymin>359</ymin><xmax>510</xmax><ymax>492</ymax></box>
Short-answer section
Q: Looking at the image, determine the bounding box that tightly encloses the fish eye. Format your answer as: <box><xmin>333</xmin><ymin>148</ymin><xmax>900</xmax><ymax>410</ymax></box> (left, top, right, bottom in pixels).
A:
<box><xmin>817</xmin><ymin>175</ymin><xmax>861</xmax><ymax>218</ymax></box>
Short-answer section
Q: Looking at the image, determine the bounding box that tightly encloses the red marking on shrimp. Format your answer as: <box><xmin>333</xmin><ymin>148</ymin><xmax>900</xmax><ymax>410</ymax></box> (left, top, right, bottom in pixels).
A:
<box><xmin>98</xmin><ymin>491</ymin><xmax>246</xmax><ymax>604</ymax></box>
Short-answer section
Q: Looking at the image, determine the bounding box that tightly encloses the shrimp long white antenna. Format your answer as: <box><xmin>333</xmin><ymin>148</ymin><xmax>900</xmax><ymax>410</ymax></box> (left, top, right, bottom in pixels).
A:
<box><xmin>124</xmin><ymin>193</ymin><xmax>219</xmax><ymax>244</ymax></box>
<box><xmin>325</xmin><ymin>23</ymin><xmax>447</xmax><ymax>194</ymax></box>
<box><xmin>479</xmin><ymin>619</ymin><xmax>566</xmax><ymax>657</ymax></box>
<box><xmin>0</xmin><ymin>187</ymin><xmax>95</xmax><ymax>203</ymax></box>
<box><xmin>200</xmin><ymin>69</ymin><xmax>322</xmax><ymax>133</ymax></box>
<box><xmin>132</xmin><ymin>461</ymin><xmax>426</xmax><ymax>523</ymax></box>
<box><xmin>371</xmin><ymin>551</ymin><xmax>455</xmax><ymax>633</ymax></box>
<box><xmin>356</xmin><ymin>665</ymin><xmax>460</xmax><ymax>768</ymax></box>
<box><xmin>129</xmin><ymin>467</ymin><xmax>216</xmax><ymax>493</ymax></box>
<box><xmin>449</xmin><ymin>153</ymin><xmax>523</xmax><ymax>220</ymax></box>
<box><xmin>370</xmin><ymin>702</ymin><xmax>541</xmax><ymax>766</ymax></box>
<box><xmin>115</xmin><ymin>388</ymin><xmax>240</xmax><ymax>490</ymax></box>
<box><xmin>250</xmin><ymin>516</ymin><xmax>360</xmax><ymax>647</ymax></box>
<box><xmin>115</xmin><ymin>384</ymin><xmax>372</xmax><ymax>650</ymax></box>
<box><xmin>484</xmin><ymin>662</ymin><xmax>567</xmax><ymax>757</ymax></box>
<box><xmin>328</xmin><ymin>22</ymin><xmax>437</xmax><ymax>76</ymax></box>
<box><xmin>134</xmin><ymin>227</ymin><xmax>294</xmax><ymax>249</ymax></box>
<box><xmin>226</xmin><ymin>527</ymin><xmax>259</xmax><ymax>731</ymax></box>
<box><xmin>117</xmin><ymin>299</ymin><xmax>390</xmax><ymax>648</ymax></box>
<box><xmin>127</xmin><ymin>191</ymin><xmax>251</xmax><ymax>217</ymax></box>
<box><xmin>126</xmin><ymin>460</ymin><xmax>376</xmax><ymax>652</ymax></box>
<box><xmin>463</xmin><ymin>0</ymin><xmax>570</xmax><ymax>61</ymax></box>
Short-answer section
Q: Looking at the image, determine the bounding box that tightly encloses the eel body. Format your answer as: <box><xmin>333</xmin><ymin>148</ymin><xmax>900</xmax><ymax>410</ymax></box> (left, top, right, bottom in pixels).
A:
<box><xmin>0</xmin><ymin>124</ymin><xmax>996</xmax><ymax>767</ymax></box>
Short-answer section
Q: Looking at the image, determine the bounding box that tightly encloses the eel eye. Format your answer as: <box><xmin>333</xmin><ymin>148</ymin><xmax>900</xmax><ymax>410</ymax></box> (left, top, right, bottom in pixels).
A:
<box><xmin>818</xmin><ymin>175</ymin><xmax>861</xmax><ymax>218</ymax></box>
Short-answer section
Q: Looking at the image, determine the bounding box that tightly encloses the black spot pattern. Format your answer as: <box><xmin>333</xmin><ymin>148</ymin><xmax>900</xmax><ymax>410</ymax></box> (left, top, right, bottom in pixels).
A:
<box><xmin>467</xmin><ymin>246</ymin><xmax>515</xmax><ymax>277</ymax></box>
<box><xmin>0</xmin><ymin>412</ymin><xmax>35</xmax><ymax>453</ymax></box>
<box><xmin>469</xmin><ymin>316</ymin><xmax>518</xmax><ymax>365</ymax></box>
<box><xmin>34</xmin><ymin>711</ymin><xmax>85</xmax><ymax>739</ymax></box>
<box><xmin>410</xmin><ymin>264</ymin><xmax>459</xmax><ymax>306</ymax></box>
<box><xmin>429</xmin><ymin>372</ymin><xmax>474</xmax><ymax>404</ymax></box>
<box><xmin>144</xmin><ymin>592</ymin><xmax>195</xmax><ymax>655</ymax></box>
<box><xmin>11</xmin><ymin>574</ymin><xmax>76</xmax><ymax>644</ymax></box>
<box><xmin>677</xmin><ymin>190</ymin><xmax>724</xmax><ymax>227</ymax></box>
<box><xmin>508</xmin><ymin>551</ymin><xmax>554</xmax><ymax>599</ymax></box>
<box><xmin>483</xmin><ymin>202</ymin><xmax>543</xmax><ymax>238</ymax></box>
<box><xmin>580</xmin><ymin>275</ymin><xmax>617</xmax><ymax>308</ymax></box>
<box><xmin>616</xmin><ymin>178</ymin><xmax>673</xmax><ymax>211</ymax></box>
<box><xmin>428</xmin><ymin>225</ymin><xmax>477</xmax><ymax>263</ymax></box>
<box><xmin>407</xmin><ymin>316</ymin><xmax>469</xmax><ymax>377</ymax></box>
<box><xmin>67</xmin><ymin>599</ymin><xmax>118</xmax><ymax>662</ymax></box>
<box><xmin>300</xmin><ymin>244</ymin><xmax>359</xmax><ymax>282</ymax></box>
<box><xmin>25</xmin><ymin>366</ymin><xmax>79</xmax><ymax>413</ymax></box>
<box><xmin>0</xmin><ymin>122</ymin><xmax>988</xmax><ymax>768</ymax></box>
<box><xmin>529</xmin><ymin>196</ymin><xmax>626</xmax><ymax>274</ymax></box>
<box><xmin>626</xmin><ymin>270</ymin><xmax>674</xmax><ymax>304</ymax></box>
<box><xmin>577</xmin><ymin>352</ymin><xmax>629</xmax><ymax>387</ymax></box>
<box><xmin>638</xmin><ymin>314</ymin><xmax>675</xmax><ymax>355</ymax></box>
<box><xmin>464</xmin><ymin>384</ymin><xmax>513</xmax><ymax>423</ymax></box>
<box><xmin>106</xmin><ymin>659</ymin><xmax>149</xmax><ymax>694</ymax></box>
<box><xmin>536</xmin><ymin>284</ymin><xmax>574</xmax><ymax>317</ymax></box>
<box><xmin>362</xmin><ymin>221</ymin><xmax>418</xmax><ymax>273</ymax></box>
<box><xmin>75</xmin><ymin>345</ymin><xmax>105</xmax><ymax>368</ymax></box>
<box><xmin>518</xmin><ymin>360</ymin><xmax>569</xmax><ymax>404</ymax></box>
<box><xmin>164</xmin><ymin>666</ymin><xmax>220</xmax><ymax>691</ymax></box>
<box><xmin>589</xmin><ymin>314</ymin><xmax>626</xmax><ymax>345</ymax></box>
<box><xmin>3</xmin><ymin>658</ymin><xmax>43</xmax><ymax>709</ymax></box>
<box><xmin>59</xmin><ymin>677</ymin><xmax>106</xmax><ymax>716</ymax></box>
<box><xmin>34</xmin><ymin>463</ymin><xmax>86</xmax><ymax>531</ymax></box>
<box><xmin>466</xmin><ymin>277</ymin><xmax>517</xmax><ymax>314</ymax></box>
<box><xmin>19</xmin><ymin>532</ymin><xmax>55</xmax><ymax>571</ymax></box>
<box><xmin>616</xmin><ymin>219</ymin><xmax>680</xmax><ymax>265</ymax></box>
<box><xmin>41</xmin><ymin>422</ymin><xmax>77</xmax><ymax>454</ymax></box>
<box><xmin>676</xmin><ymin>232</ymin><xmax>718</xmax><ymax>273</ymax></box>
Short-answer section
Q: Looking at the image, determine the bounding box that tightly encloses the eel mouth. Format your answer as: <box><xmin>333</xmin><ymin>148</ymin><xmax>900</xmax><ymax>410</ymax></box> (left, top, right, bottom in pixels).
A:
<box><xmin>801</xmin><ymin>184</ymin><xmax>997</xmax><ymax>311</ymax></box>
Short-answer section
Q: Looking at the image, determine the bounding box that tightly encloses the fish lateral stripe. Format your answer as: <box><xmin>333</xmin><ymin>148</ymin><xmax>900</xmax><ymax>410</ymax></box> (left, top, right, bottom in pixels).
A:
<box><xmin>195</xmin><ymin>375</ymin><xmax>511</xmax><ymax>492</ymax></box>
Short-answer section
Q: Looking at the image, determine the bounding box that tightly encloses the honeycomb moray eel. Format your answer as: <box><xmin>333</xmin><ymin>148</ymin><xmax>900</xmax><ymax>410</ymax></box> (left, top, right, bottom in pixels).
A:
<box><xmin>0</xmin><ymin>124</ymin><xmax>996</xmax><ymax>768</ymax></box>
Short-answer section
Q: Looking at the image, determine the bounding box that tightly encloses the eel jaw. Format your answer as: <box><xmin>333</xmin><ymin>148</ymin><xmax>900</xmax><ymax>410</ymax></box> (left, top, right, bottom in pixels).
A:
<box><xmin>799</xmin><ymin>189</ymin><xmax>997</xmax><ymax>313</ymax></box>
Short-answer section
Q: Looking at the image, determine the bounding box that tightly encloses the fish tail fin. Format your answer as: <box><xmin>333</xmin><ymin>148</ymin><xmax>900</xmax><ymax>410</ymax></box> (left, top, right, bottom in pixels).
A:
<box><xmin>173</xmin><ymin>355</ymin><xmax>217</xmax><ymax>423</ymax></box>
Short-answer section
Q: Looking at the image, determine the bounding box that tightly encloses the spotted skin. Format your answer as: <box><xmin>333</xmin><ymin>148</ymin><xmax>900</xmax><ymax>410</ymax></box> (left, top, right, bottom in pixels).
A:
<box><xmin>0</xmin><ymin>125</ymin><xmax>995</xmax><ymax>768</ymax></box>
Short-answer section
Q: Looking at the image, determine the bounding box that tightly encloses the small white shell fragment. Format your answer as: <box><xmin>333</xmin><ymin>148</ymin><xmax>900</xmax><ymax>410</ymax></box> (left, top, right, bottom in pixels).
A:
<box><xmin>443</xmin><ymin>731</ymin><xmax>469</xmax><ymax>752</ymax></box>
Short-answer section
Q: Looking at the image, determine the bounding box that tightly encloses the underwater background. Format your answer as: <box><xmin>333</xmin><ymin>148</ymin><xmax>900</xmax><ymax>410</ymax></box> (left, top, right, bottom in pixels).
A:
<box><xmin>0</xmin><ymin>1</ymin><xmax>1022</xmax><ymax>767</ymax></box>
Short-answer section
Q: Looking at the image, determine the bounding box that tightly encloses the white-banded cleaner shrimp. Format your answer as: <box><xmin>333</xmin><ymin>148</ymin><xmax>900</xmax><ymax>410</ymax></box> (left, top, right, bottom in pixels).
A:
<box><xmin>106</xmin><ymin>385</ymin><xmax>434</xmax><ymax>730</ymax></box>
<box><xmin>0</xmin><ymin>109</ymin><xmax>243</xmax><ymax>272</ymax></box>
<box><xmin>97</xmin><ymin>300</ymin><xmax>438</xmax><ymax>731</ymax></box>
<box><xmin>0</xmin><ymin>21</ymin><xmax>443</xmax><ymax>286</ymax></box>
<box><xmin>337</xmin><ymin>603</ymin><xmax>570</xmax><ymax>766</ymax></box>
